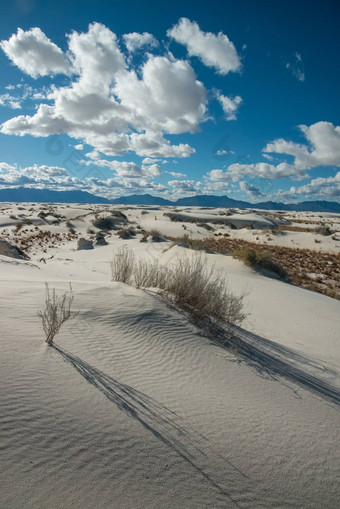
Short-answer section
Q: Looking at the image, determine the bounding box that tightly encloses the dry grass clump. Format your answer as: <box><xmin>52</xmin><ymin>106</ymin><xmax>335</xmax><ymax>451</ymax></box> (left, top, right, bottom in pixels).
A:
<box><xmin>92</xmin><ymin>211</ymin><xmax>128</xmax><ymax>231</ymax></box>
<box><xmin>116</xmin><ymin>227</ymin><xmax>136</xmax><ymax>239</ymax></box>
<box><xmin>111</xmin><ymin>246</ymin><xmax>135</xmax><ymax>283</ymax></box>
<box><xmin>134</xmin><ymin>259</ymin><xmax>169</xmax><ymax>288</ymax></box>
<box><xmin>92</xmin><ymin>216</ymin><xmax>118</xmax><ymax>230</ymax></box>
<box><xmin>277</xmin><ymin>225</ymin><xmax>314</xmax><ymax>233</ymax></box>
<box><xmin>149</xmin><ymin>228</ymin><xmax>163</xmax><ymax>241</ymax></box>
<box><xmin>8</xmin><ymin>229</ymin><xmax>78</xmax><ymax>252</ymax></box>
<box><xmin>111</xmin><ymin>247</ymin><xmax>247</xmax><ymax>338</ymax></box>
<box><xmin>160</xmin><ymin>255</ymin><xmax>247</xmax><ymax>336</ymax></box>
<box><xmin>233</xmin><ymin>247</ymin><xmax>288</xmax><ymax>279</ymax></box>
<box><xmin>315</xmin><ymin>225</ymin><xmax>333</xmax><ymax>236</ymax></box>
<box><xmin>38</xmin><ymin>283</ymin><xmax>78</xmax><ymax>344</ymax></box>
<box><xmin>195</xmin><ymin>237</ymin><xmax>340</xmax><ymax>299</ymax></box>
<box><xmin>139</xmin><ymin>229</ymin><xmax>165</xmax><ymax>242</ymax></box>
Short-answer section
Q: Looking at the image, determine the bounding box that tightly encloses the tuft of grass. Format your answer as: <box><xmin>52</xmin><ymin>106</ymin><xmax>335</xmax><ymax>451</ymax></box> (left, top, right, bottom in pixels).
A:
<box><xmin>233</xmin><ymin>247</ymin><xmax>288</xmax><ymax>279</ymax></box>
<box><xmin>92</xmin><ymin>216</ymin><xmax>118</xmax><ymax>230</ymax></box>
<box><xmin>315</xmin><ymin>225</ymin><xmax>333</xmax><ymax>236</ymax></box>
<box><xmin>149</xmin><ymin>229</ymin><xmax>164</xmax><ymax>242</ymax></box>
<box><xmin>159</xmin><ymin>254</ymin><xmax>247</xmax><ymax>336</ymax></box>
<box><xmin>111</xmin><ymin>248</ymin><xmax>247</xmax><ymax>339</ymax></box>
<box><xmin>111</xmin><ymin>246</ymin><xmax>135</xmax><ymax>283</ymax></box>
<box><xmin>116</xmin><ymin>227</ymin><xmax>136</xmax><ymax>239</ymax></box>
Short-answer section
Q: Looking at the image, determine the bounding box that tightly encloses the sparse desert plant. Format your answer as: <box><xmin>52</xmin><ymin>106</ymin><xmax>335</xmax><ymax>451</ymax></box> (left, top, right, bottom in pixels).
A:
<box><xmin>233</xmin><ymin>247</ymin><xmax>288</xmax><ymax>279</ymax></box>
<box><xmin>315</xmin><ymin>225</ymin><xmax>332</xmax><ymax>236</ymax></box>
<box><xmin>117</xmin><ymin>227</ymin><xmax>136</xmax><ymax>239</ymax></box>
<box><xmin>149</xmin><ymin>228</ymin><xmax>163</xmax><ymax>241</ymax></box>
<box><xmin>111</xmin><ymin>245</ymin><xmax>135</xmax><ymax>283</ymax></box>
<box><xmin>92</xmin><ymin>216</ymin><xmax>116</xmax><ymax>230</ymax></box>
<box><xmin>233</xmin><ymin>247</ymin><xmax>257</xmax><ymax>267</ymax></box>
<box><xmin>254</xmin><ymin>252</ymin><xmax>288</xmax><ymax>279</ymax></box>
<box><xmin>159</xmin><ymin>254</ymin><xmax>247</xmax><ymax>335</ymax></box>
<box><xmin>38</xmin><ymin>283</ymin><xmax>78</xmax><ymax>344</ymax></box>
<box><xmin>133</xmin><ymin>259</ymin><xmax>165</xmax><ymax>288</ymax></box>
<box><xmin>111</xmin><ymin>248</ymin><xmax>247</xmax><ymax>338</ymax></box>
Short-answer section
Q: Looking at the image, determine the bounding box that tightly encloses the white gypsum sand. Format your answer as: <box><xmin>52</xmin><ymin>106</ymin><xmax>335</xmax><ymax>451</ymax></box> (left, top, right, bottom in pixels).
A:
<box><xmin>0</xmin><ymin>202</ymin><xmax>339</xmax><ymax>509</ymax></box>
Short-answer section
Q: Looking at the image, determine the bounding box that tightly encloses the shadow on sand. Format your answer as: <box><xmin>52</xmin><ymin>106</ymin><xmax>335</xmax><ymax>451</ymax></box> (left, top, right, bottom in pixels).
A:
<box><xmin>52</xmin><ymin>344</ymin><xmax>251</xmax><ymax>507</ymax></box>
<box><xmin>225</xmin><ymin>326</ymin><xmax>340</xmax><ymax>405</ymax></box>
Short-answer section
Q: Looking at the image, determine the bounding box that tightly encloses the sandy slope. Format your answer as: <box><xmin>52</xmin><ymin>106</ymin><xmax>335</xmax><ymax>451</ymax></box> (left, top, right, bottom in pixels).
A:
<box><xmin>0</xmin><ymin>203</ymin><xmax>339</xmax><ymax>508</ymax></box>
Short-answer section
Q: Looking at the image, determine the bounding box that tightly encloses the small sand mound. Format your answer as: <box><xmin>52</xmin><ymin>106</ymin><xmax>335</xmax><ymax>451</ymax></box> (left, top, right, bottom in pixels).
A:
<box><xmin>0</xmin><ymin>239</ymin><xmax>30</xmax><ymax>260</ymax></box>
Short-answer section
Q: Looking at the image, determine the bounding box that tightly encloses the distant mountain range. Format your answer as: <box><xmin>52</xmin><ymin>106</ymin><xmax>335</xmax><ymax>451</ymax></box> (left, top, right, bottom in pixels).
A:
<box><xmin>0</xmin><ymin>187</ymin><xmax>339</xmax><ymax>213</ymax></box>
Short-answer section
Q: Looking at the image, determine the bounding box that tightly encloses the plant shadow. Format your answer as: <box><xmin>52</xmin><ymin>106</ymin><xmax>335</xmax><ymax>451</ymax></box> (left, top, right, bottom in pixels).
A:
<box><xmin>223</xmin><ymin>326</ymin><xmax>340</xmax><ymax>405</ymax></box>
<box><xmin>52</xmin><ymin>344</ymin><xmax>249</xmax><ymax>506</ymax></box>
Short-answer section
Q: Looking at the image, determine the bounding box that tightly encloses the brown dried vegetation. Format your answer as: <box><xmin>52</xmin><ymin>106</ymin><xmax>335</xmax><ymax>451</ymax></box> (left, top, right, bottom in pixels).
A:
<box><xmin>172</xmin><ymin>236</ymin><xmax>340</xmax><ymax>299</ymax></box>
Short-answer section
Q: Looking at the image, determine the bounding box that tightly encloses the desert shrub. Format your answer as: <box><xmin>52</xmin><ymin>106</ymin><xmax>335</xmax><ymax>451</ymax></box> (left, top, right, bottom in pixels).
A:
<box><xmin>134</xmin><ymin>259</ymin><xmax>169</xmax><ymax>288</ymax></box>
<box><xmin>315</xmin><ymin>225</ymin><xmax>332</xmax><ymax>236</ymax></box>
<box><xmin>255</xmin><ymin>252</ymin><xmax>288</xmax><ymax>279</ymax></box>
<box><xmin>149</xmin><ymin>229</ymin><xmax>163</xmax><ymax>242</ymax></box>
<box><xmin>233</xmin><ymin>247</ymin><xmax>288</xmax><ymax>279</ymax></box>
<box><xmin>167</xmin><ymin>234</ymin><xmax>210</xmax><ymax>252</ymax></box>
<box><xmin>117</xmin><ymin>227</ymin><xmax>136</xmax><ymax>239</ymax></box>
<box><xmin>233</xmin><ymin>247</ymin><xmax>257</xmax><ymax>267</ymax></box>
<box><xmin>37</xmin><ymin>283</ymin><xmax>78</xmax><ymax>344</ymax></box>
<box><xmin>92</xmin><ymin>215</ymin><xmax>118</xmax><ymax>230</ymax></box>
<box><xmin>111</xmin><ymin>245</ymin><xmax>135</xmax><ymax>283</ymax></box>
<box><xmin>159</xmin><ymin>254</ymin><xmax>247</xmax><ymax>335</ymax></box>
<box><xmin>110</xmin><ymin>248</ymin><xmax>247</xmax><ymax>338</ymax></box>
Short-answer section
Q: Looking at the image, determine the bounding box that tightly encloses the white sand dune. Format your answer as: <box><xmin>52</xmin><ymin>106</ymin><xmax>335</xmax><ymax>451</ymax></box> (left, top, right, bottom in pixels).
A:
<box><xmin>0</xmin><ymin>203</ymin><xmax>339</xmax><ymax>508</ymax></box>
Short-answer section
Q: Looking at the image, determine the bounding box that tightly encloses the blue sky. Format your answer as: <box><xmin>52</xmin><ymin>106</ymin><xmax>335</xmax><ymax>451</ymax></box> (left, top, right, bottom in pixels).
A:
<box><xmin>0</xmin><ymin>0</ymin><xmax>339</xmax><ymax>202</ymax></box>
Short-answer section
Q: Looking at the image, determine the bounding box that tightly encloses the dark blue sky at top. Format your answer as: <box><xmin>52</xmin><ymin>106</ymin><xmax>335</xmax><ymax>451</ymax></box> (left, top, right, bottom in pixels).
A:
<box><xmin>0</xmin><ymin>0</ymin><xmax>339</xmax><ymax>201</ymax></box>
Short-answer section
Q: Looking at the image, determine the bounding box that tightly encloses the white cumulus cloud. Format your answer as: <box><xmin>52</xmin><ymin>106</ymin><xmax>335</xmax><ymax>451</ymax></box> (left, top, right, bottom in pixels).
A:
<box><xmin>1</xmin><ymin>24</ymin><xmax>206</xmax><ymax>159</ymax></box>
<box><xmin>0</xmin><ymin>27</ymin><xmax>70</xmax><ymax>77</ymax></box>
<box><xmin>123</xmin><ymin>32</ymin><xmax>158</xmax><ymax>52</ymax></box>
<box><xmin>167</xmin><ymin>18</ymin><xmax>241</xmax><ymax>75</ymax></box>
<box><xmin>207</xmin><ymin>162</ymin><xmax>304</xmax><ymax>182</ymax></box>
<box><xmin>239</xmin><ymin>181</ymin><xmax>264</xmax><ymax>198</ymax></box>
<box><xmin>218</xmin><ymin>94</ymin><xmax>242</xmax><ymax>120</ymax></box>
<box><xmin>263</xmin><ymin>121</ymin><xmax>340</xmax><ymax>170</ymax></box>
<box><xmin>289</xmin><ymin>172</ymin><xmax>340</xmax><ymax>199</ymax></box>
